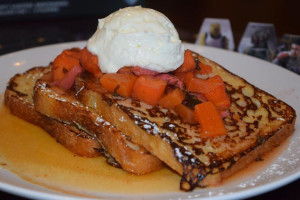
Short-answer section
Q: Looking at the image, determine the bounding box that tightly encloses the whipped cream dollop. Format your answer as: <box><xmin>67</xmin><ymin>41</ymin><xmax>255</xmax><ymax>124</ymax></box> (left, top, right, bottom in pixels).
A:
<box><xmin>87</xmin><ymin>6</ymin><xmax>184</xmax><ymax>73</ymax></box>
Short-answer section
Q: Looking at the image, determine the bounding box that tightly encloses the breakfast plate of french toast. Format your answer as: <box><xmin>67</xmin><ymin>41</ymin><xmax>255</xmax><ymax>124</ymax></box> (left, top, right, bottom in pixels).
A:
<box><xmin>0</xmin><ymin>6</ymin><xmax>299</xmax><ymax>200</ymax></box>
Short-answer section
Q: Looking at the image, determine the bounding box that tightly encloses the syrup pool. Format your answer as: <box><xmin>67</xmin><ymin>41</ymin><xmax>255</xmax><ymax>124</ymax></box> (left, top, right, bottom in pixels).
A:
<box><xmin>0</xmin><ymin>102</ymin><xmax>289</xmax><ymax>198</ymax></box>
<box><xmin>0</xmin><ymin>104</ymin><xmax>181</xmax><ymax>197</ymax></box>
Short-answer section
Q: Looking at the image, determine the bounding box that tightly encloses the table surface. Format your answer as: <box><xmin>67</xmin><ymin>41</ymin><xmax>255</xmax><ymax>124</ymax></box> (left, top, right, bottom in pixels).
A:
<box><xmin>0</xmin><ymin>8</ymin><xmax>299</xmax><ymax>200</ymax></box>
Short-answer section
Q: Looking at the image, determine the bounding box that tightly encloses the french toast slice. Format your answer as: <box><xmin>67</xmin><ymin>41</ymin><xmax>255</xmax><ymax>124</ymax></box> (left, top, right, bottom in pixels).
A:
<box><xmin>33</xmin><ymin>72</ymin><xmax>163</xmax><ymax>175</ymax></box>
<box><xmin>74</xmin><ymin>52</ymin><xmax>296</xmax><ymax>191</ymax></box>
<box><xmin>4</xmin><ymin>67</ymin><xmax>101</xmax><ymax>158</ymax></box>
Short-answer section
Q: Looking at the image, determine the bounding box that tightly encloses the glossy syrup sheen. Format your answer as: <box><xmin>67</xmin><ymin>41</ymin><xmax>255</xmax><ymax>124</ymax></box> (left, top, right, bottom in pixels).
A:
<box><xmin>0</xmin><ymin>104</ymin><xmax>181</xmax><ymax>196</ymax></box>
<box><xmin>0</xmin><ymin>103</ymin><xmax>289</xmax><ymax>197</ymax></box>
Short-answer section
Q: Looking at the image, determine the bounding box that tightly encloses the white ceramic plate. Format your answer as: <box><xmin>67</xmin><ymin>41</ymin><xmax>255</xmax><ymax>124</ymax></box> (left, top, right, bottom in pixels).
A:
<box><xmin>0</xmin><ymin>41</ymin><xmax>299</xmax><ymax>200</ymax></box>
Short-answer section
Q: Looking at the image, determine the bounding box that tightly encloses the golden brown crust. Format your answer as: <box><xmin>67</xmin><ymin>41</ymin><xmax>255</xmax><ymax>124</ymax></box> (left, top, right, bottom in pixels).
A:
<box><xmin>79</xmin><ymin>88</ymin><xmax>184</xmax><ymax>173</ymax></box>
<box><xmin>6</xmin><ymin>49</ymin><xmax>296</xmax><ymax>191</ymax></box>
<box><xmin>73</xmin><ymin>52</ymin><xmax>296</xmax><ymax>190</ymax></box>
<box><xmin>199</xmin><ymin>118</ymin><xmax>296</xmax><ymax>186</ymax></box>
<box><xmin>33</xmin><ymin>73</ymin><xmax>163</xmax><ymax>175</ymax></box>
<box><xmin>194</xmin><ymin>52</ymin><xmax>297</xmax><ymax>185</ymax></box>
<box><xmin>4</xmin><ymin>67</ymin><xmax>101</xmax><ymax>158</ymax></box>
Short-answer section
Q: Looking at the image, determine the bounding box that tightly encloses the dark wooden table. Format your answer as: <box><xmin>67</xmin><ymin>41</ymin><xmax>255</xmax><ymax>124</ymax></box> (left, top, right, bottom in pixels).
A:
<box><xmin>1</xmin><ymin>1</ymin><xmax>299</xmax><ymax>199</ymax></box>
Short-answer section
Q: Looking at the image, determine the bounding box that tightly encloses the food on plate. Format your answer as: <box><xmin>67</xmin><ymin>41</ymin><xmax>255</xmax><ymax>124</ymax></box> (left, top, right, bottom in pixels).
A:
<box><xmin>4</xmin><ymin>6</ymin><xmax>296</xmax><ymax>192</ymax></box>
<box><xmin>4</xmin><ymin>67</ymin><xmax>101</xmax><ymax>157</ymax></box>
<box><xmin>86</xmin><ymin>6</ymin><xmax>184</xmax><ymax>74</ymax></box>
<box><xmin>4</xmin><ymin>66</ymin><xmax>163</xmax><ymax>175</ymax></box>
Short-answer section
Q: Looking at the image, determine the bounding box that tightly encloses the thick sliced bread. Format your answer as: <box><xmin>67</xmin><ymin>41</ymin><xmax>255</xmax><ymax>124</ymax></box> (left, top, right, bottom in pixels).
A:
<box><xmin>33</xmin><ymin>72</ymin><xmax>163</xmax><ymax>175</ymax></box>
<box><xmin>4</xmin><ymin>67</ymin><xmax>101</xmax><ymax>157</ymax></box>
<box><xmin>73</xmin><ymin>52</ymin><xmax>296</xmax><ymax>191</ymax></box>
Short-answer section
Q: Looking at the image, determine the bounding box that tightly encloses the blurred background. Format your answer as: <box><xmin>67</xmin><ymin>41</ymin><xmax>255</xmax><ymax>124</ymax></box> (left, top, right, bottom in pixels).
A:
<box><xmin>0</xmin><ymin>0</ymin><xmax>300</xmax><ymax>199</ymax></box>
<box><xmin>0</xmin><ymin>0</ymin><xmax>299</xmax><ymax>55</ymax></box>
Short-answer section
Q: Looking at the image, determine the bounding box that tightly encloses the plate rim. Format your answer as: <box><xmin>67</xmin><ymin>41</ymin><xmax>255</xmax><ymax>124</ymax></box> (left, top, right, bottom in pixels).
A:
<box><xmin>0</xmin><ymin>41</ymin><xmax>299</xmax><ymax>200</ymax></box>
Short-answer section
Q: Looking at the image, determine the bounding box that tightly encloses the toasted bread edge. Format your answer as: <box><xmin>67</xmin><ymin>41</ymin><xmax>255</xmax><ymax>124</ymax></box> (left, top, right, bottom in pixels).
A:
<box><xmin>4</xmin><ymin>67</ymin><xmax>102</xmax><ymax>158</ymax></box>
<box><xmin>199</xmin><ymin>116</ymin><xmax>296</xmax><ymax>186</ymax></box>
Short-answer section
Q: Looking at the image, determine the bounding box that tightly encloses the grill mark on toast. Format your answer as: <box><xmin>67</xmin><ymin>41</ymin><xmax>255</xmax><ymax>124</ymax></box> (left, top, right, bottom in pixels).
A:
<box><xmin>7</xmin><ymin>84</ymin><xmax>27</xmax><ymax>97</ymax></box>
<box><xmin>35</xmin><ymin>80</ymin><xmax>123</xmax><ymax>167</ymax></box>
<box><xmin>227</xmin><ymin>84</ymin><xmax>257</xmax><ymax>115</ymax></box>
<box><xmin>110</xmin><ymin>97</ymin><xmax>211</xmax><ymax>189</ymax></box>
<box><xmin>96</xmin><ymin>91</ymin><xmax>284</xmax><ymax>190</ymax></box>
<box><xmin>170</xmin><ymin>136</ymin><xmax>207</xmax><ymax>190</ymax></box>
<box><xmin>70</xmin><ymin>52</ymin><xmax>296</xmax><ymax>191</ymax></box>
<box><xmin>147</xmin><ymin>106</ymin><xmax>171</xmax><ymax>118</ymax></box>
<box><xmin>162</xmin><ymin>122</ymin><xmax>187</xmax><ymax>138</ymax></box>
<box><xmin>35</xmin><ymin>75</ymin><xmax>164</xmax><ymax>174</ymax></box>
<box><xmin>106</xmin><ymin>96</ymin><xmax>210</xmax><ymax>189</ymax></box>
<box><xmin>118</xmin><ymin>104</ymin><xmax>160</xmax><ymax>134</ymax></box>
<box><xmin>9</xmin><ymin>54</ymin><xmax>295</xmax><ymax>191</ymax></box>
<box><xmin>5</xmin><ymin>67</ymin><xmax>103</xmax><ymax>158</ymax></box>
